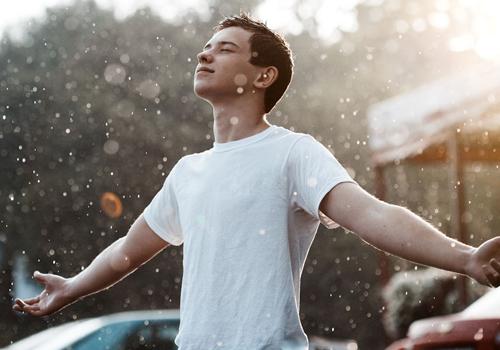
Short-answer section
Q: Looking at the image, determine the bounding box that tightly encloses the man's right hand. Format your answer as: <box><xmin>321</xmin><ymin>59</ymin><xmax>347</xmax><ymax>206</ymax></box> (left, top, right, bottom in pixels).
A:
<box><xmin>12</xmin><ymin>214</ymin><xmax>169</xmax><ymax>317</ymax></box>
<box><xmin>12</xmin><ymin>271</ymin><xmax>76</xmax><ymax>317</ymax></box>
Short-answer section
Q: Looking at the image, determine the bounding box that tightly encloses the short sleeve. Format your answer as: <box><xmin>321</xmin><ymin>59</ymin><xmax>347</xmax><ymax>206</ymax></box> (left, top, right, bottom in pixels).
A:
<box><xmin>286</xmin><ymin>135</ymin><xmax>357</xmax><ymax>229</ymax></box>
<box><xmin>143</xmin><ymin>161</ymin><xmax>184</xmax><ymax>246</ymax></box>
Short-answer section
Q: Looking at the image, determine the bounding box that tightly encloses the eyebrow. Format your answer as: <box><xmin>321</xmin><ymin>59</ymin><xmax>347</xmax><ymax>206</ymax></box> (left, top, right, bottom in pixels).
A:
<box><xmin>203</xmin><ymin>41</ymin><xmax>240</xmax><ymax>50</ymax></box>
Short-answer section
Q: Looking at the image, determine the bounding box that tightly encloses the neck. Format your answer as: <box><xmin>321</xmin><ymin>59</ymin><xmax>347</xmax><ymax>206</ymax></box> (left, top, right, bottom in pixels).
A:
<box><xmin>211</xmin><ymin>98</ymin><xmax>271</xmax><ymax>143</ymax></box>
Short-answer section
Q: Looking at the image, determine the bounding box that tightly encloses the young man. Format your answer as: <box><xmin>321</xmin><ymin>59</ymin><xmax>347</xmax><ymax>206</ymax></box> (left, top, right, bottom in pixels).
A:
<box><xmin>13</xmin><ymin>13</ymin><xmax>500</xmax><ymax>350</ymax></box>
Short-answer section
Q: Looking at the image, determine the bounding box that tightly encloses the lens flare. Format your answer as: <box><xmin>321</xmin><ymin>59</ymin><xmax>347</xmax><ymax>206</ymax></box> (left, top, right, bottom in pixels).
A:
<box><xmin>100</xmin><ymin>192</ymin><xmax>123</xmax><ymax>219</ymax></box>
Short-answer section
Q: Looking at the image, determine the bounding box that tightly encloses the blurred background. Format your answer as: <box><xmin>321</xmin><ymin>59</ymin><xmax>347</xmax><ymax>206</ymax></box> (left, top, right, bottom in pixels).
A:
<box><xmin>1</xmin><ymin>0</ymin><xmax>499</xmax><ymax>349</ymax></box>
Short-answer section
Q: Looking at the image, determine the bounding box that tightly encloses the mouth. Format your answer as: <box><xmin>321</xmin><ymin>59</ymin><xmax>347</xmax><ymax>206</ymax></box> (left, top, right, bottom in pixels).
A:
<box><xmin>196</xmin><ymin>67</ymin><xmax>215</xmax><ymax>74</ymax></box>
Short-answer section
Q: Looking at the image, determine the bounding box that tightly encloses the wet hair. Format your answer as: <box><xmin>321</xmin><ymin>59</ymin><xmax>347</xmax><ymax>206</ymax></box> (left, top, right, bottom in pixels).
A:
<box><xmin>214</xmin><ymin>12</ymin><xmax>294</xmax><ymax>113</ymax></box>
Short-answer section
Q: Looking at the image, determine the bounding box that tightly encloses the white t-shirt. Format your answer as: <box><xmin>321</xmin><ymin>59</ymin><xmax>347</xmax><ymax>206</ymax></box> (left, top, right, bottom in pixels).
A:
<box><xmin>143</xmin><ymin>124</ymin><xmax>357</xmax><ymax>350</ymax></box>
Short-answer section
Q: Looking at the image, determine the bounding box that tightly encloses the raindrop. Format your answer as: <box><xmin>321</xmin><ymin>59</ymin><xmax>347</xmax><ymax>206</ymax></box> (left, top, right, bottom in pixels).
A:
<box><xmin>233</xmin><ymin>73</ymin><xmax>247</xmax><ymax>86</ymax></box>
<box><xmin>119</xmin><ymin>54</ymin><xmax>130</xmax><ymax>64</ymax></box>
<box><xmin>103</xmin><ymin>140</ymin><xmax>119</xmax><ymax>155</ymax></box>
<box><xmin>136</xmin><ymin>79</ymin><xmax>161</xmax><ymax>99</ymax></box>
<box><xmin>104</xmin><ymin>64</ymin><xmax>126</xmax><ymax>85</ymax></box>
<box><xmin>473</xmin><ymin>328</ymin><xmax>483</xmax><ymax>341</ymax></box>
<box><xmin>113</xmin><ymin>100</ymin><xmax>135</xmax><ymax>118</ymax></box>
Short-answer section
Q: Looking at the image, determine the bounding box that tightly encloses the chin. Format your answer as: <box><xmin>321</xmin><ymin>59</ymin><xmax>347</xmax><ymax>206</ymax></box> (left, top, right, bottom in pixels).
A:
<box><xmin>193</xmin><ymin>82</ymin><xmax>216</xmax><ymax>101</ymax></box>
<box><xmin>193</xmin><ymin>86</ymin><xmax>208</xmax><ymax>99</ymax></box>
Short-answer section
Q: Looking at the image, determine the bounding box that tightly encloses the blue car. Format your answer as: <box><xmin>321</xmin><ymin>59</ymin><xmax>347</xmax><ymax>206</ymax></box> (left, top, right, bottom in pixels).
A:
<box><xmin>4</xmin><ymin>309</ymin><xmax>180</xmax><ymax>350</ymax></box>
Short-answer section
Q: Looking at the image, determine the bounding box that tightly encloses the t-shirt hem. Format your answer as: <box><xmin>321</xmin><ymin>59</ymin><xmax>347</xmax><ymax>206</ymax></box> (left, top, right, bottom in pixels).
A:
<box><xmin>143</xmin><ymin>207</ymin><xmax>183</xmax><ymax>246</ymax></box>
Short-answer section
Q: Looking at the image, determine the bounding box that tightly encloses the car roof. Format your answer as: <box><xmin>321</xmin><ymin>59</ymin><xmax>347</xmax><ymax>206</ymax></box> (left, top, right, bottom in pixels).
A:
<box><xmin>461</xmin><ymin>287</ymin><xmax>500</xmax><ymax>318</ymax></box>
<box><xmin>3</xmin><ymin>309</ymin><xmax>180</xmax><ymax>350</ymax></box>
<box><xmin>408</xmin><ymin>287</ymin><xmax>500</xmax><ymax>338</ymax></box>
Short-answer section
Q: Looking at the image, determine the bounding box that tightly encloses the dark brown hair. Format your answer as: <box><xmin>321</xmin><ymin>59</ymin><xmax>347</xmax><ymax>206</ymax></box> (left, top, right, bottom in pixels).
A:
<box><xmin>214</xmin><ymin>13</ymin><xmax>294</xmax><ymax>113</ymax></box>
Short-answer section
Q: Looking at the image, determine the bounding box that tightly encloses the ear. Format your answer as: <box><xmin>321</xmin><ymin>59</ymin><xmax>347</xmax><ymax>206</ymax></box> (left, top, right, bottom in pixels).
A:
<box><xmin>253</xmin><ymin>67</ymin><xmax>279</xmax><ymax>89</ymax></box>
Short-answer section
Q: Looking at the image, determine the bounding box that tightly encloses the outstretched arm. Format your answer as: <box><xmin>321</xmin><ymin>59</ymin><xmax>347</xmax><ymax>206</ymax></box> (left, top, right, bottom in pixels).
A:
<box><xmin>13</xmin><ymin>213</ymin><xmax>169</xmax><ymax>316</ymax></box>
<box><xmin>320</xmin><ymin>182</ymin><xmax>500</xmax><ymax>287</ymax></box>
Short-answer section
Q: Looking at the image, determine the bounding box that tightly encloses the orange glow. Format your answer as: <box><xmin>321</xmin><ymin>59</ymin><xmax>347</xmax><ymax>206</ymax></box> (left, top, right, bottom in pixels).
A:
<box><xmin>100</xmin><ymin>192</ymin><xmax>123</xmax><ymax>219</ymax></box>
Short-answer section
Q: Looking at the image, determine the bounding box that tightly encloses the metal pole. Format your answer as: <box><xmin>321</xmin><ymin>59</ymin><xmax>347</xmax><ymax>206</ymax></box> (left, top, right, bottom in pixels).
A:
<box><xmin>447</xmin><ymin>129</ymin><xmax>468</xmax><ymax>306</ymax></box>
<box><xmin>374</xmin><ymin>164</ymin><xmax>391</xmax><ymax>285</ymax></box>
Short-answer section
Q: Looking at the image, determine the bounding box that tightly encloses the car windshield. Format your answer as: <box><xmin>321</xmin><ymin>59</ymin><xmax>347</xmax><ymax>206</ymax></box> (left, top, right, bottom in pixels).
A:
<box><xmin>64</xmin><ymin>319</ymin><xmax>179</xmax><ymax>350</ymax></box>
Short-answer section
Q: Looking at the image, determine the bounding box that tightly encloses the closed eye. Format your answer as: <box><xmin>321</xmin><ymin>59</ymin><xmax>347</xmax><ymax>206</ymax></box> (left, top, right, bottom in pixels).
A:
<box><xmin>220</xmin><ymin>49</ymin><xmax>233</xmax><ymax>52</ymax></box>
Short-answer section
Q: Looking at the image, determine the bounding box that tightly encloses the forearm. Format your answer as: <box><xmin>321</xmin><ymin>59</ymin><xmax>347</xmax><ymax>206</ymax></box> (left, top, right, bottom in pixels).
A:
<box><xmin>357</xmin><ymin>203</ymin><xmax>475</xmax><ymax>274</ymax></box>
<box><xmin>65</xmin><ymin>237</ymin><xmax>140</xmax><ymax>301</ymax></box>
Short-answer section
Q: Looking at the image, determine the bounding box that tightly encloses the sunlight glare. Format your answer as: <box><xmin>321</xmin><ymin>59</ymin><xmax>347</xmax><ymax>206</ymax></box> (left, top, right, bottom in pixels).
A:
<box><xmin>456</xmin><ymin>0</ymin><xmax>500</xmax><ymax>60</ymax></box>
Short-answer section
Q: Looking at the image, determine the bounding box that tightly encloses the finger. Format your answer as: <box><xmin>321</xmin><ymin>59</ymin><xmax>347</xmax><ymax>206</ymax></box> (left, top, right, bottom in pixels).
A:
<box><xmin>33</xmin><ymin>271</ymin><xmax>47</xmax><ymax>284</ymax></box>
<box><xmin>12</xmin><ymin>299</ymin><xmax>39</xmax><ymax>313</ymax></box>
<box><xmin>17</xmin><ymin>296</ymin><xmax>40</xmax><ymax>305</ymax></box>
<box><xmin>15</xmin><ymin>299</ymin><xmax>28</xmax><ymax>308</ymax></box>
<box><xmin>490</xmin><ymin>258</ymin><xmax>500</xmax><ymax>272</ymax></box>
<box><xmin>22</xmin><ymin>304</ymin><xmax>41</xmax><ymax>314</ymax></box>
<box><xmin>482</xmin><ymin>264</ymin><xmax>500</xmax><ymax>288</ymax></box>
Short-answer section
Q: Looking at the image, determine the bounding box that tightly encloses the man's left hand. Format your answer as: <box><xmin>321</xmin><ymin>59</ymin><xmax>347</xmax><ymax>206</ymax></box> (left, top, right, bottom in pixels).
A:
<box><xmin>465</xmin><ymin>236</ymin><xmax>500</xmax><ymax>287</ymax></box>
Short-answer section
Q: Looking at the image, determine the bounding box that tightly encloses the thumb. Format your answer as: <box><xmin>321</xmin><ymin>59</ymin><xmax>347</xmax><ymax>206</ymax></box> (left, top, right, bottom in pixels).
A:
<box><xmin>33</xmin><ymin>271</ymin><xmax>47</xmax><ymax>284</ymax></box>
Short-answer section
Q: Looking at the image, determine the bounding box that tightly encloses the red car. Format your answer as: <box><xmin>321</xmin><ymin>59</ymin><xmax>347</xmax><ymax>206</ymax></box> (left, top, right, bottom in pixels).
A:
<box><xmin>387</xmin><ymin>287</ymin><xmax>500</xmax><ymax>350</ymax></box>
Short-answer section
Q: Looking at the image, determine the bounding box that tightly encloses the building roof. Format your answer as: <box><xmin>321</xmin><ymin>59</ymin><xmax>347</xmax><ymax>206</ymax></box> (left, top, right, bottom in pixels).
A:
<box><xmin>367</xmin><ymin>63</ymin><xmax>500</xmax><ymax>166</ymax></box>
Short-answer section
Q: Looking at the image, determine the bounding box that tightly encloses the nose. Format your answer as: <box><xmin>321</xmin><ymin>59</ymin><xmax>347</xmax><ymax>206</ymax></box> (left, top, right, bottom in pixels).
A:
<box><xmin>197</xmin><ymin>49</ymin><xmax>213</xmax><ymax>64</ymax></box>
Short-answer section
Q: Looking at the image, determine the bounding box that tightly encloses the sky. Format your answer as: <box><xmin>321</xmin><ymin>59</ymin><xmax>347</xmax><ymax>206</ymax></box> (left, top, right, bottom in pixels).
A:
<box><xmin>1</xmin><ymin>0</ymin><xmax>500</xmax><ymax>59</ymax></box>
<box><xmin>0</xmin><ymin>0</ymin><xmax>362</xmax><ymax>45</ymax></box>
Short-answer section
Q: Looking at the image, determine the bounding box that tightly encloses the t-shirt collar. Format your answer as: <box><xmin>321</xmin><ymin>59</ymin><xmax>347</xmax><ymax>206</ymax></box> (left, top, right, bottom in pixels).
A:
<box><xmin>212</xmin><ymin>124</ymin><xmax>276</xmax><ymax>153</ymax></box>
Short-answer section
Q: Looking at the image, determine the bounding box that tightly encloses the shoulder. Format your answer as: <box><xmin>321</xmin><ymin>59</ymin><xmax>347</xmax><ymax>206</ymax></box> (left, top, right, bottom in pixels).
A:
<box><xmin>285</xmin><ymin>131</ymin><xmax>329</xmax><ymax>156</ymax></box>
<box><xmin>175</xmin><ymin>149</ymin><xmax>211</xmax><ymax>164</ymax></box>
<box><xmin>271</xmin><ymin>125</ymin><xmax>316</xmax><ymax>149</ymax></box>
<box><xmin>173</xmin><ymin>149</ymin><xmax>214</xmax><ymax>174</ymax></box>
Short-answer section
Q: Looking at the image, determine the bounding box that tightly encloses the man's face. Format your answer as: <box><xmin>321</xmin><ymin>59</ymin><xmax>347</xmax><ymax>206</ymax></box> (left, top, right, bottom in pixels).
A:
<box><xmin>194</xmin><ymin>26</ymin><xmax>260</xmax><ymax>101</ymax></box>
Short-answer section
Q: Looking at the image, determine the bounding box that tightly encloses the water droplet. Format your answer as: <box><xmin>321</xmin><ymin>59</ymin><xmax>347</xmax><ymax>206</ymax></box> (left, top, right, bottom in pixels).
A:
<box><xmin>233</xmin><ymin>73</ymin><xmax>247</xmax><ymax>86</ymax></box>
<box><xmin>120</xmin><ymin>54</ymin><xmax>130</xmax><ymax>64</ymax></box>
<box><xmin>136</xmin><ymin>79</ymin><xmax>160</xmax><ymax>99</ymax></box>
<box><xmin>474</xmin><ymin>328</ymin><xmax>484</xmax><ymax>341</ymax></box>
<box><xmin>103</xmin><ymin>140</ymin><xmax>120</xmax><ymax>155</ymax></box>
<box><xmin>104</xmin><ymin>64</ymin><xmax>126</xmax><ymax>85</ymax></box>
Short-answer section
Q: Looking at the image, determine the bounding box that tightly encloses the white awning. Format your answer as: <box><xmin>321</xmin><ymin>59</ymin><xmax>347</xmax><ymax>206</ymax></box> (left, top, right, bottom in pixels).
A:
<box><xmin>367</xmin><ymin>64</ymin><xmax>500</xmax><ymax>166</ymax></box>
